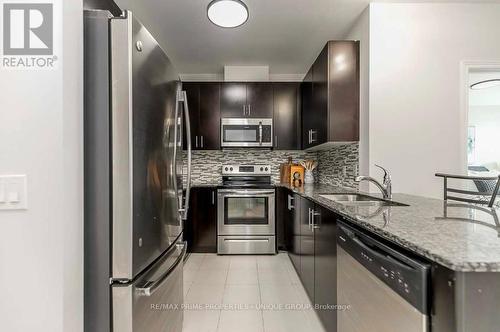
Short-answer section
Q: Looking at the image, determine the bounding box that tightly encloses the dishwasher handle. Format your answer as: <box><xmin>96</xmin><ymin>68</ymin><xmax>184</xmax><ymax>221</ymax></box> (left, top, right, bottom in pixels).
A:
<box><xmin>340</xmin><ymin>225</ymin><xmax>414</xmax><ymax>271</ymax></box>
<box><xmin>338</xmin><ymin>224</ymin><xmax>427</xmax><ymax>271</ymax></box>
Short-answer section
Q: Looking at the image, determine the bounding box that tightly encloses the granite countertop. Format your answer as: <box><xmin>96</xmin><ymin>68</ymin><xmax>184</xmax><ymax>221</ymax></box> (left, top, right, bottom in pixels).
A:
<box><xmin>278</xmin><ymin>183</ymin><xmax>500</xmax><ymax>272</ymax></box>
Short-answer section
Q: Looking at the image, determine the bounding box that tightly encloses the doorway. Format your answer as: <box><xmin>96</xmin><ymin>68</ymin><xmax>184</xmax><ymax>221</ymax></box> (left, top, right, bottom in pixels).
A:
<box><xmin>466</xmin><ymin>68</ymin><xmax>500</xmax><ymax>177</ymax></box>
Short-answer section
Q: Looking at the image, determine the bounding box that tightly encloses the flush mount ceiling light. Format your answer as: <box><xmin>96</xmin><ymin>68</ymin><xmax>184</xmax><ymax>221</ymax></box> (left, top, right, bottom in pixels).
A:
<box><xmin>470</xmin><ymin>79</ymin><xmax>500</xmax><ymax>90</ymax></box>
<box><xmin>207</xmin><ymin>0</ymin><xmax>249</xmax><ymax>28</ymax></box>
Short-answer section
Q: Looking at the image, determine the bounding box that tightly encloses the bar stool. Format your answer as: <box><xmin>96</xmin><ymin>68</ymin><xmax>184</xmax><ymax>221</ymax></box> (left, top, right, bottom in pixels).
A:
<box><xmin>435</xmin><ymin>173</ymin><xmax>500</xmax><ymax>208</ymax></box>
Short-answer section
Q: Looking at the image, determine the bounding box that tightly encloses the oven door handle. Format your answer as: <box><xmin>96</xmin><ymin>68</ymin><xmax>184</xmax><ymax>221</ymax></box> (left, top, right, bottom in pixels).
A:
<box><xmin>218</xmin><ymin>190</ymin><xmax>276</xmax><ymax>195</ymax></box>
<box><xmin>223</xmin><ymin>238</ymin><xmax>270</xmax><ymax>243</ymax></box>
<box><xmin>219</xmin><ymin>193</ymin><xmax>275</xmax><ymax>199</ymax></box>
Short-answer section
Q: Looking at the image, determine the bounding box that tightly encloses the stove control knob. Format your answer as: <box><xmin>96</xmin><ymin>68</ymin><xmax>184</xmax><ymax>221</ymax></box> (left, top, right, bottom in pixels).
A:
<box><xmin>225</xmin><ymin>167</ymin><xmax>229</xmax><ymax>171</ymax></box>
<box><xmin>265</xmin><ymin>167</ymin><xmax>269</xmax><ymax>171</ymax></box>
<box><xmin>260</xmin><ymin>167</ymin><xmax>264</xmax><ymax>171</ymax></box>
<box><xmin>230</xmin><ymin>167</ymin><xmax>233</xmax><ymax>171</ymax></box>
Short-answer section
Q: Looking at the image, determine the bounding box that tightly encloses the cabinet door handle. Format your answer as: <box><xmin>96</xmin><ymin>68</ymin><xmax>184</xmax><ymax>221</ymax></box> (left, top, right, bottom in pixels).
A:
<box><xmin>212</xmin><ymin>190</ymin><xmax>215</xmax><ymax>205</ymax></box>
<box><xmin>200</xmin><ymin>135</ymin><xmax>204</xmax><ymax>148</ymax></box>
<box><xmin>243</xmin><ymin>105</ymin><xmax>246</xmax><ymax>116</ymax></box>
<box><xmin>275</xmin><ymin>135</ymin><xmax>278</xmax><ymax>148</ymax></box>
<box><xmin>308</xmin><ymin>130</ymin><xmax>312</xmax><ymax>144</ymax></box>
<box><xmin>195</xmin><ymin>135</ymin><xmax>198</xmax><ymax>148</ymax></box>
<box><xmin>287</xmin><ymin>195</ymin><xmax>294</xmax><ymax>210</ymax></box>
<box><xmin>248</xmin><ymin>104</ymin><xmax>251</xmax><ymax>116</ymax></box>
<box><xmin>312</xmin><ymin>210</ymin><xmax>321</xmax><ymax>229</ymax></box>
<box><xmin>311</xmin><ymin>130</ymin><xmax>317</xmax><ymax>143</ymax></box>
<box><xmin>308</xmin><ymin>208</ymin><xmax>312</xmax><ymax>230</ymax></box>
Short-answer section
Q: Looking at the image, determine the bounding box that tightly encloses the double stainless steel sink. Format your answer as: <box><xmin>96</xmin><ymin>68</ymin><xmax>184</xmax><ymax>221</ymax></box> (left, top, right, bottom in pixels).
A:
<box><xmin>319</xmin><ymin>193</ymin><xmax>409</xmax><ymax>207</ymax></box>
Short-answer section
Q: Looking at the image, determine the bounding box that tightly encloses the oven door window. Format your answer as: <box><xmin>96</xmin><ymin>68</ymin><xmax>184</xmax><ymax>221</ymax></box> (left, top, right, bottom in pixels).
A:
<box><xmin>224</xmin><ymin>197</ymin><xmax>269</xmax><ymax>225</ymax></box>
<box><xmin>223</xmin><ymin>125</ymin><xmax>259</xmax><ymax>143</ymax></box>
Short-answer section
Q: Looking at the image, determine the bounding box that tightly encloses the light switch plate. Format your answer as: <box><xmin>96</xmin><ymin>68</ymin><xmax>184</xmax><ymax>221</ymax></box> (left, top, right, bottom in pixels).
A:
<box><xmin>0</xmin><ymin>175</ymin><xmax>27</xmax><ymax>210</ymax></box>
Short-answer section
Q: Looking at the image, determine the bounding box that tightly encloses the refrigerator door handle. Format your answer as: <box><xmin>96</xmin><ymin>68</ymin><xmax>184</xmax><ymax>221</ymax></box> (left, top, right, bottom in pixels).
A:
<box><xmin>172</xmin><ymin>88</ymin><xmax>181</xmax><ymax>220</ymax></box>
<box><xmin>179</xmin><ymin>90</ymin><xmax>192</xmax><ymax>220</ymax></box>
<box><xmin>135</xmin><ymin>242</ymin><xmax>187</xmax><ymax>296</ymax></box>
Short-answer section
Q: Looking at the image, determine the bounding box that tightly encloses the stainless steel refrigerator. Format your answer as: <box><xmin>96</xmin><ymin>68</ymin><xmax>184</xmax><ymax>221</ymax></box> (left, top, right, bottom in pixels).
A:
<box><xmin>84</xmin><ymin>9</ymin><xmax>192</xmax><ymax>332</ymax></box>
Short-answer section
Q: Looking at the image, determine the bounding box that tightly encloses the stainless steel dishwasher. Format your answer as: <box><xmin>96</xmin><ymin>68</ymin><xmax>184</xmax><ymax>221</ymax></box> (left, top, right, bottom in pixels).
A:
<box><xmin>337</xmin><ymin>222</ymin><xmax>430</xmax><ymax>332</ymax></box>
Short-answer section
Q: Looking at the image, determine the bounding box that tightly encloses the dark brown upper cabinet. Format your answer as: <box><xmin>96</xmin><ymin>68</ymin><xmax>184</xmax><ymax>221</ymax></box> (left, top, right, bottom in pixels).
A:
<box><xmin>182</xmin><ymin>82</ymin><xmax>220</xmax><ymax>150</ymax></box>
<box><xmin>221</xmin><ymin>82</ymin><xmax>273</xmax><ymax>118</ymax></box>
<box><xmin>199</xmin><ymin>83</ymin><xmax>221</xmax><ymax>149</ymax></box>
<box><xmin>301</xmin><ymin>68</ymin><xmax>313</xmax><ymax>149</ymax></box>
<box><xmin>273</xmin><ymin>82</ymin><xmax>301</xmax><ymax>150</ymax></box>
<box><xmin>184</xmin><ymin>81</ymin><xmax>301</xmax><ymax>150</ymax></box>
<box><xmin>220</xmin><ymin>82</ymin><xmax>247</xmax><ymax>118</ymax></box>
<box><xmin>302</xmin><ymin>41</ymin><xmax>360</xmax><ymax>150</ymax></box>
<box><xmin>246</xmin><ymin>83</ymin><xmax>273</xmax><ymax>118</ymax></box>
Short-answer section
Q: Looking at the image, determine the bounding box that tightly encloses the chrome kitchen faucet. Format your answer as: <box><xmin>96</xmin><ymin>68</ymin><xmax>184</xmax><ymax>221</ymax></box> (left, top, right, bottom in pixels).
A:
<box><xmin>355</xmin><ymin>164</ymin><xmax>393</xmax><ymax>200</ymax></box>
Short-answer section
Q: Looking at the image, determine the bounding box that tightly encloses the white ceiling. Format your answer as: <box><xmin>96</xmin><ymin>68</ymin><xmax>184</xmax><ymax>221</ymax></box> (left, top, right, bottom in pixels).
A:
<box><xmin>114</xmin><ymin>0</ymin><xmax>373</xmax><ymax>77</ymax></box>
<box><xmin>114</xmin><ymin>0</ymin><xmax>487</xmax><ymax>78</ymax></box>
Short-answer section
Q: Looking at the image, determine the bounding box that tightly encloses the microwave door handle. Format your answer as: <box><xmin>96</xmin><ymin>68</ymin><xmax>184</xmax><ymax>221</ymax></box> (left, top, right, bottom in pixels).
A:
<box><xmin>259</xmin><ymin>121</ymin><xmax>263</xmax><ymax>146</ymax></box>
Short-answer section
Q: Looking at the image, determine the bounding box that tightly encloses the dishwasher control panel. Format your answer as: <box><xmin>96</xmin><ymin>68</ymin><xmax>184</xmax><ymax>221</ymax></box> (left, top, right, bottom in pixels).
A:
<box><xmin>337</xmin><ymin>221</ymin><xmax>431</xmax><ymax>314</ymax></box>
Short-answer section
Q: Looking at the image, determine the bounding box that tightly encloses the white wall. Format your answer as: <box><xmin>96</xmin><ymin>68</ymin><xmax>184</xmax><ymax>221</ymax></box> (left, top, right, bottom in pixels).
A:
<box><xmin>0</xmin><ymin>0</ymin><xmax>83</xmax><ymax>331</ymax></box>
<box><xmin>362</xmin><ymin>3</ymin><xmax>500</xmax><ymax>198</ymax></box>
<box><xmin>344</xmin><ymin>7</ymin><xmax>370</xmax><ymax>191</ymax></box>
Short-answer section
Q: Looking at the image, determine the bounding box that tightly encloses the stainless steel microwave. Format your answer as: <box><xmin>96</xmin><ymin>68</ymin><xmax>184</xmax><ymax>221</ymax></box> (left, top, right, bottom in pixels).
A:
<box><xmin>221</xmin><ymin>118</ymin><xmax>273</xmax><ymax>148</ymax></box>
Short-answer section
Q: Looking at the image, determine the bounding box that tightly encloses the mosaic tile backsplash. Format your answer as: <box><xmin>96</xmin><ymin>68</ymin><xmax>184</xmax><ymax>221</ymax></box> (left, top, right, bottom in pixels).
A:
<box><xmin>317</xmin><ymin>143</ymin><xmax>359</xmax><ymax>189</ymax></box>
<box><xmin>182</xmin><ymin>150</ymin><xmax>316</xmax><ymax>185</ymax></box>
<box><xmin>182</xmin><ymin>143</ymin><xmax>359</xmax><ymax>189</ymax></box>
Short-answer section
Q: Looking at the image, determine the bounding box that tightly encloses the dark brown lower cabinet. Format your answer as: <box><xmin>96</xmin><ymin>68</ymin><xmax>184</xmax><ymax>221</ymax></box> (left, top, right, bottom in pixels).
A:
<box><xmin>276</xmin><ymin>187</ymin><xmax>286</xmax><ymax>250</ymax></box>
<box><xmin>276</xmin><ymin>187</ymin><xmax>295</xmax><ymax>250</ymax></box>
<box><xmin>299</xmin><ymin>196</ymin><xmax>315</xmax><ymax>302</ymax></box>
<box><xmin>283</xmin><ymin>189</ymin><xmax>338</xmax><ymax>332</ymax></box>
<box><xmin>288</xmin><ymin>192</ymin><xmax>301</xmax><ymax>274</ymax></box>
<box><xmin>185</xmin><ymin>187</ymin><xmax>217</xmax><ymax>253</ymax></box>
<box><xmin>314</xmin><ymin>205</ymin><xmax>338</xmax><ymax>332</ymax></box>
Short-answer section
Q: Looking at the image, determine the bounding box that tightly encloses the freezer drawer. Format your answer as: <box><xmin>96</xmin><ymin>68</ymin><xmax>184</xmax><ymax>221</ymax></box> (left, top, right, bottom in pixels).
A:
<box><xmin>218</xmin><ymin>235</ymin><xmax>276</xmax><ymax>254</ymax></box>
<box><xmin>112</xmin><ymin>241</ymin><xmax>186</xmax><ymax>332</ymax></box>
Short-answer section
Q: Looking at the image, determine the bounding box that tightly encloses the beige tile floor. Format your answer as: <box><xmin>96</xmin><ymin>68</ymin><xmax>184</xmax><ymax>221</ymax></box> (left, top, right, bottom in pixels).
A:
<box><xmin>183</xmin><ymin>253</ymin><xmax>326</xmax><ymax>332</ymax></box>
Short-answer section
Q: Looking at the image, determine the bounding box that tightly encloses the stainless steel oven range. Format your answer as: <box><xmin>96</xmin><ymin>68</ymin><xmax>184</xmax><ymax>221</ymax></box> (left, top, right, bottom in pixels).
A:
<box><xmin>217</xmin><ymin>165</ymin><xmax>276</xmax><ymax>254</ymax></box>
